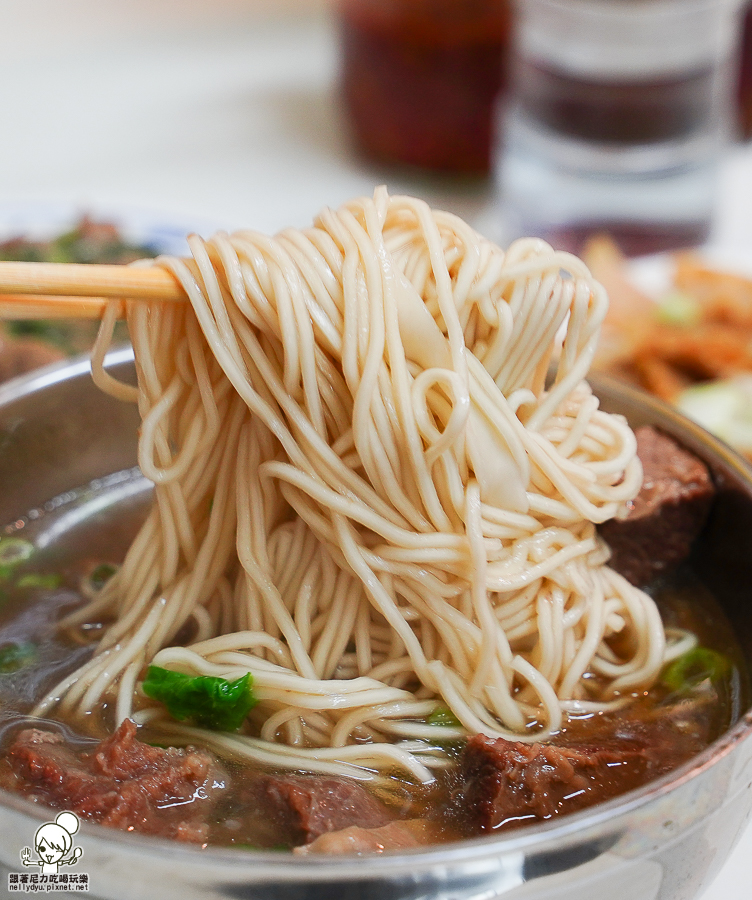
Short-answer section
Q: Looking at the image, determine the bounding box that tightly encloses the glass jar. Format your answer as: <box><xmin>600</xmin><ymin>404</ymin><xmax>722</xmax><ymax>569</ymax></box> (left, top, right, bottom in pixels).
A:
<box><xmin>339</xmin><ymin>0</ymin><xmax>511</xmax><ymax>174</ymax></box>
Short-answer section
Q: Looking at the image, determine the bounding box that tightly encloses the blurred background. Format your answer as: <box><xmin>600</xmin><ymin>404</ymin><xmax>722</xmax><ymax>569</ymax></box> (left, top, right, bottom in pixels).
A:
<box><xmin>2</xmin><ymin>0</ymin><xmax>752</xmax><ymax>244</ymax></box>
<box><xmin>1</xmin><ymin>1</ymin><xmax>752</xmax><ymax>896</ymax></box>
<box><xmin>5</xmin><ymin>0</ymin><xmax>752</xmax><ymax>440</ymax></box>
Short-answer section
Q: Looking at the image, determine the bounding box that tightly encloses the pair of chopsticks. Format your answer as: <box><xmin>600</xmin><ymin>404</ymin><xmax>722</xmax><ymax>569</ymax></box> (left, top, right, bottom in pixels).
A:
<box><xmin>0</xmin><ymin>261</ymin><xmax>186</xmax><ymax>319</ymax></box>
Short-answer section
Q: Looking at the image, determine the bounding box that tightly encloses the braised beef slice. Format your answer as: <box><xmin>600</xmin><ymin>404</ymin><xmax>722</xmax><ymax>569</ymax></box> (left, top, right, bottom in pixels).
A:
<box><xmin>462</xmin><ymin>734</ymin><xmax>653</xmax><ymax>832</ymax></box>
<box><xmin>460</xmin><ymin>707</ymin><xmax>713</xmax><ymax>835</ymax></box>
<box><xmin>255</xmin><ymin>774</ymin><xmax>393</xmax><ymax>845</ymax></box>
<box><xmin>599</xmin><ymin>425</ymin><xmax>714</xmax><ymax>586</ymax></box>
<box><xmin>7</xmin><ymin>719</ymin><xmax>228</xmax><ymax>843</ymax></box>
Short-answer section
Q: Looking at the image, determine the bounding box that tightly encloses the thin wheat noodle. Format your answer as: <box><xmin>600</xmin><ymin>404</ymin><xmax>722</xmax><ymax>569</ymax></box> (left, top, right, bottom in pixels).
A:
<box><xmin>38</xmin><ymin>189</ymin><xmax>667</xmax><ymax>779</ymax></box>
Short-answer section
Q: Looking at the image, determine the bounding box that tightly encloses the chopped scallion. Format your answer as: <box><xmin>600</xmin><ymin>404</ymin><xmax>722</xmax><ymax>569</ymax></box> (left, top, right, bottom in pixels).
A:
<box><xmin>661</xmin><ymin>647</ymin><xmax>731</xmax><ymax>693</ymax></box>
<box><xmin>0</xmin><ymin>641</ymin><xmax>36</xmax><ymax>674</ymax></box>
<box><xmin>87</xmin><ymin>563</ymin><xmax>118</xmax><ymax>592</ymax></box>
<box><xmin>0</xmin><ymin>538</ymin><xmax>34</xmax><ymax>580</ymax></box>
<box><xmin>427</xmin><ymin>706</ymin><xmax>461</xmax><ymax>728</ymax></box>
<box><xmin>16</xmin><ymin>573</ymin><xmax>63</xmax><ymax>590</ymax></box>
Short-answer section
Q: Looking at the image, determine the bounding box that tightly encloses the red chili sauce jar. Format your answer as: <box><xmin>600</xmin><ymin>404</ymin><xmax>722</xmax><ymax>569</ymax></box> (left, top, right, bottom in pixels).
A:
<box><xmin>339</xmin><ymin>0</ymin><xmax>511</xmax><ymax>175</ymax></box>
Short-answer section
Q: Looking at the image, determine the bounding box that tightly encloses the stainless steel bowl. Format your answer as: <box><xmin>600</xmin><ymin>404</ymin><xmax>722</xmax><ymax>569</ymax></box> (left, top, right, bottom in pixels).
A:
<box><xmin>0</xmin><ymin>348</ymin><xmax>751</xmax><ymax>900</ymax></box>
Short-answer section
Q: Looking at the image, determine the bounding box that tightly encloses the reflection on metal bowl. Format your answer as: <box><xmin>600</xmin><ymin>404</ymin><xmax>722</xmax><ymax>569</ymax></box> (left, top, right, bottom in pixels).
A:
<box><xmin>0</xmin><ymin>349</ymin><xmax>751</xmax><ymax>900</ymax></box>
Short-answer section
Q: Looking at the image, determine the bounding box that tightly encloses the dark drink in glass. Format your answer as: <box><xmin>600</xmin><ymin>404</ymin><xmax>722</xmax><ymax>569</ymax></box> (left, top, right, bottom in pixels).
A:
<box><xmin>498</xmin><ymin>0</ymin><xmax>744</xmax><ymax>256</ymax></box>
<box><xmin>339</xmin><ymin>0</ymin><xmax>511</xmax><ymax>174</ymax></box>
<box><xmin>515</xmin><ymin>61</ymin><xmax>721</xmax><ymax>145</ymax></box>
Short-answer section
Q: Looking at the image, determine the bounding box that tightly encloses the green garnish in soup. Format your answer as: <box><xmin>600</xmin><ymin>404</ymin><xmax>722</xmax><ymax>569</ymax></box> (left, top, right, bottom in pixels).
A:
<box><xmin>661</xmin><ymin>646</ymin><xmax>732</xmax><ymax>694</ymax></box>
<box><xmin>142</xmin><ymin>666</ymin><xmax>258</xmax><ymax>732</ymax></box>
<box><xmin>15</xmin><ymin>573</ymin><xmax>63</xmax><ymax>590</ymax></box>
<box><xmin>0</xmin><ymin>641</ymin><xmax>36</xmax><ymax>674</ymax></box>
<box><xmin>427</xmin><ymin>706</ymin><xmax>462</xmax><ymax>728</ymax></box>
<box><xmin>0</xmin><ymin>538</ymin><xmax>34</xmax><ymax>580</ymax></box>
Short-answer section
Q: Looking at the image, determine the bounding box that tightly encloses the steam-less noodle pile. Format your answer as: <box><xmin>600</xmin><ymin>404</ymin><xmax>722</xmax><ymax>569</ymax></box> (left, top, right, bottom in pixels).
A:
<box><xmin>35</xmin><ymin>189</ymin><xmax>675</xmax><ymax>783</ymax></box>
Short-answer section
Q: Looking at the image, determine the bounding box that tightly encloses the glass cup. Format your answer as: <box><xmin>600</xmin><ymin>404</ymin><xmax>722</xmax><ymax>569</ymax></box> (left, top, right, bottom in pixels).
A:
<box><xmin>339</xmin><ymin>0</ymin><xmax>512</xmax><ymax>174</ymax></box>
<box><xmin>497</xmin><ymin>0</ymin><xmax>745</xmax><ymax>255</ymax></box>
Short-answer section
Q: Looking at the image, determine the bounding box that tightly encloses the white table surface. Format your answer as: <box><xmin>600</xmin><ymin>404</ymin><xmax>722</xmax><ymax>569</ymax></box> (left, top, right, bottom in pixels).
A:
<box><xmin>1</xmin><ymin>2</ymin><xmax>751</xmax><ymax>897</ymax></box>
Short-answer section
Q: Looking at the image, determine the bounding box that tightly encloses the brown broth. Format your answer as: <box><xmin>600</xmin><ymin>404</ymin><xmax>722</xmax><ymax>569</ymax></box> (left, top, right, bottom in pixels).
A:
<box><xmin>0</xmin><ymin>472</ymin><xmax>747</xmax><ymax>849</ymax></box>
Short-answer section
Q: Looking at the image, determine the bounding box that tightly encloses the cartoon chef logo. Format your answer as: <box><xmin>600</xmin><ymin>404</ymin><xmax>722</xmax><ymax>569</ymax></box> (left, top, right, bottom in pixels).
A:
<box><xmin>21</xmin><ymin>811</ymin><xmax>83</xmax><ymax>874</ymax></box>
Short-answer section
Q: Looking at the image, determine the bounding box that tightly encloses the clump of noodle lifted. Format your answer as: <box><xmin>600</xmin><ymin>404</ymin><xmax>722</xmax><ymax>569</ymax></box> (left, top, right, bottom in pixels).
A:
<box><xmin>37</xmin><ymin>189</ymin><xmax>672</xmax><ymax>783</ymax></box>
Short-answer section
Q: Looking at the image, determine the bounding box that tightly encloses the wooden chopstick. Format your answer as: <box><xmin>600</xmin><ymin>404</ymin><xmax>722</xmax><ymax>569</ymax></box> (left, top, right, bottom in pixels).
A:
<box><xmin>0</xmin><ymin>294</ymin><xmax>110</xmax><ymax>319</ymax></box>
<box><xmin>0</xmin><ymin>261</ymin><xmax>186</xmax><ymax>319</ymax></box>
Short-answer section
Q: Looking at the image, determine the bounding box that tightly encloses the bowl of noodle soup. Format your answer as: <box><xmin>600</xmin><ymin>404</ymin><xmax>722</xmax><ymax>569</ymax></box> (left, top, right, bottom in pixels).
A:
<box><xmin>0</xmin><ymin>191</ymin><xmax>750</xmax><ymax>900</ymax></box>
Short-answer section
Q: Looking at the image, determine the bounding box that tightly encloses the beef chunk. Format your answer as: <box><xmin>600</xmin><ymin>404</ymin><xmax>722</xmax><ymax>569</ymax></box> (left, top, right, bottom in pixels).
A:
<box><xmin>599</xmin><ymin>425</ymin><xmax>714</xmax><ymax>586</ymax></box>
<box><xmin>461</xmin><ymin>734</ymin><xmax>652</xmax><ymax>832</ymax></box>
<box><xmin>255</xmin><ymin>774</ymin><xmax>393</xmax><ymax>845</ymax></box>
<box><xmin>460</xmin><ymin>692</ymin><xmax>718</xmax><ymax>835</ymax></box>
<box><xmin>294</xmin><ymin>819</ymin><xmax>447</xmax><ymax>855</ymax></box>
<box><xmin>7</xmin><ymin>719</ymin><xmax>228</xmax><ymax>843</ymax></box>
